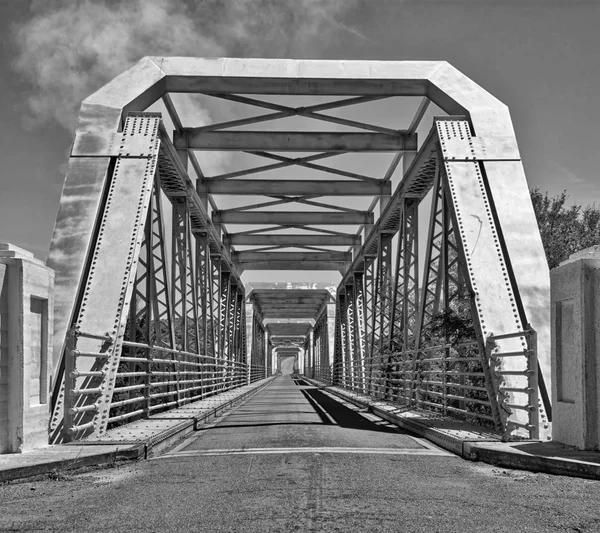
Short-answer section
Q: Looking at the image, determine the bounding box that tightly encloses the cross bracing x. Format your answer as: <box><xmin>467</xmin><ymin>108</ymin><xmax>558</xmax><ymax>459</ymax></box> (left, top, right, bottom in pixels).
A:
<box><xmin>46</xmin><ymin>58</ymin><xmax>551</xmax><ymax>444</ymax></box>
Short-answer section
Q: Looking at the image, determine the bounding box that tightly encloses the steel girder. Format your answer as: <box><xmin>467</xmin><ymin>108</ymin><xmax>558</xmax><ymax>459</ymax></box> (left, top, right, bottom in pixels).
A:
<box><xmin>248</xmin><ymin>304</ymin><xmax>267</xmax><ymax>380</ymax></box>
<box><xmin>51</xmin><ymin>113</ymin><xmax>250</xmax><ymax>442</ymax></box>
<box><xmin>310</xmin><ymin>307</ymin><xmax>330</xmax><ymax>382</ymax></box>
<box><xmin>334</xmin><ymin>118</ymin><xmax>549</xmax><ymax>440</ymax></box>
<box><xmin>47</xmin><ymin>58</ymin><xmax>550</xmax><ymax>442</ymax></box>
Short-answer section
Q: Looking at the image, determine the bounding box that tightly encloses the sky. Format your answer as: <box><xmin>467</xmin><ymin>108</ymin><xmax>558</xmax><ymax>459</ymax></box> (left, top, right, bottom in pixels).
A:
<box><xmin>0</xmin><ymin>0</ymin><xmax>598</xmax><ymax>271</ymax></box>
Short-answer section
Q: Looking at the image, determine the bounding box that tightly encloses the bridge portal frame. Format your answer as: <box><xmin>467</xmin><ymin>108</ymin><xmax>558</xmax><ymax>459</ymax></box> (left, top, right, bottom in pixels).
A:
<box><xmin>47</xmin><ymin>58</ymin><xmax>551</xmax><ymax>442</ymax></box>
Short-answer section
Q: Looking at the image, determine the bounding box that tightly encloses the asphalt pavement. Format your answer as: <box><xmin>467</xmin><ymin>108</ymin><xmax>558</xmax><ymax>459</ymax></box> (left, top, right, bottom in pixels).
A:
<box><xmin>1</xmin><ymin>363</ymin><xmax>599</xmax><ymax>532</ymax></box>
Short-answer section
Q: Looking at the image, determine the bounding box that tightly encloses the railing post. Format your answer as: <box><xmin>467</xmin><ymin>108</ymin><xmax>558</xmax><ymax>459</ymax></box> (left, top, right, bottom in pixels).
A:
<box><xmin>63</xmin><ymin>330</ymin><xmax>76</xmax><ymax>443</ymax></box>
<box><xmin>527</xmin><ymin>329</ymin><xmax>540</xmax><ymax>440</ymax></box>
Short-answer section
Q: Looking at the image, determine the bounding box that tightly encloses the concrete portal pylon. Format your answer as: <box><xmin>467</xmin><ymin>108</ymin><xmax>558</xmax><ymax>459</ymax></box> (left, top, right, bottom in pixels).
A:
<box><xmin>46</xmin><ymin>57</ymin><xmax>550</xmax><ymax>443</ymax></box>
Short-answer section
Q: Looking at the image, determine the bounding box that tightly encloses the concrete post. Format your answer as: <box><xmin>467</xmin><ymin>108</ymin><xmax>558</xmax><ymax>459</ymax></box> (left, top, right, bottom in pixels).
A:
<box><xmin>550</xmin><ymin>246</ymin><xmax>600</xmax><ymax>450</ymax></box>
<box><xmin>0</xmin><ymin>244</ymin><xmax>54</xmax><ymax>453</ymax></box>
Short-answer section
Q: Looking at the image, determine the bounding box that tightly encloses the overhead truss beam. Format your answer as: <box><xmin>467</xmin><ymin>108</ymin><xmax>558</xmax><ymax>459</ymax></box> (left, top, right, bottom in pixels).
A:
<box><xmin>226</xmin><ymin>233</ymin><xmax>360</xmax><ymax>247</ymax></box>
<box><xmin>213</xmin><ymin>211</ymin><xmax>373</xmax><ymax>225</ymax></box>
<box><xmin>174</xmin><ymin>130</ymin><xmax>417</xmax><ymax>152</ymax></box>
<box><xmin>233</xmin><ymin>251</ymin><xmax>350</xmax><ymax>263</ymax></box>
<box><xmin>207</xmin><ymin>180</ymin><xmax>391</xmax><ymax>196</ymax></box>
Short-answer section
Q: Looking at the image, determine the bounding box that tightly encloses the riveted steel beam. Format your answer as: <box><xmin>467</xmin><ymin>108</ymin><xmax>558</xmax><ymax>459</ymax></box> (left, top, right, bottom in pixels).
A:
<box><xmin>174</xmin><ymin>130</ymin><xmax>417</xmax><ymax>152</ymax></box>
<box><xmin>213</xmin><ymin>211</ymin><xmax>373</xmax><ymax>226</ymax></box>
<box><xmin>206</xmin><ymin>180</ymin><xmax>391</xmax><ymax>196</ymax></box>
<box><xmin>227</xmin><ymin>233</ymin><xmax>361</xmax><ymax>247</ymax></box>
<box><xmin>233</xmin><ymin>251</ymin><xmax>351</xmax><ymax>263</ymax></box>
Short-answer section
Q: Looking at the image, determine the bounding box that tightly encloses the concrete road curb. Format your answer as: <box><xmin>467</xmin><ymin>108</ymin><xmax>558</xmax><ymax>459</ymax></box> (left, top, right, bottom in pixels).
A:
<box><xmin>463</xmin><ymin>442</ymin><xmax>600</xmax><ymax>480</ymax></box>
<box><xmin>303</xmin><ymin>378</ymin><xmax>600</xmax><ymax>480</ymax></box>
<box><xmin>0</xmin><ymin>377</ymin><xmax>276</xmax><ymax>483</ymax></box>
<box><xmin>0</xmin><ymin>445</ymin><xmax>145</xmax><ymax>483</ymax></box>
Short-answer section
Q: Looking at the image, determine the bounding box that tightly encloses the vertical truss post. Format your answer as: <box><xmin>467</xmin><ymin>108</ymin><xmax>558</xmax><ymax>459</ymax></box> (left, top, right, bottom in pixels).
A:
<box><xmin>309</xmin><ymin>326</ymin><xmax>315</xmax><ymax>378</ymax></box>
<box><xmin>302</xmin><ymin>338</ymin><xmax>308</xmax><ymax>376</ymax></box>
<box><xmin>265</xmin><ymin>329</ymin><xmax>271</xmax><ymax>376</ymax></box>
<box><xmin>353</xmin><ymin>273</ymin><xmax>367</xmax><ymax>392</ymax></box>
<box><xmin>369</xmin><ymin>233</ymin><xmax>393</xmax><ymax>398</ymax></box>
<box><xmin>141</xmin><ymin>207</ymin><xmax>153</xmax><ymax>416</ymax></box>
<box><xmin>52</xmin><ymin>114</ymin><xmax>161</xmax><ymax>441</ymax></box>
<box><xmin>209</xmin><ymin>256</ymin><xmax>221</xmax><ymax>392</ymax></box>
<box><xmin>172</xmin><ymin>199</ymin><xmax>189</xmax><ymax>353</ymax></box>
<box><xmin>333</xmin><ymin>292</ymin><xmax>345</xmax><ymax>386</ymax></box>
<box><xmin>344</xmin><ymin>283</ymin><xmax>356</xmax><ymax>389</ymax></box>
<box><xmin>195</xmin><ymin>232</ymin><xmax>209</xmax><ymax>357</ymax></box>
<box><xmin>322</xmin><ymin>310</ymin><xmax>330</xmax><ymax>382</ymax></box>
<box><xmin>363</xmin><ymin>255</ymin><xmax>376</xmax><ymax>394</ymax></box>
<box><xmin>371</xmin><ymin>234</ymin><xmax>393</xmax><ymax>354</ymax></box>
<box><xmin>245</xmin><ymin>303</ymin><xmax>253</xmax><ymax>373</ymax></box>
<box><xmin>237</xmin><ymin>288</ymin><xmax>244</xmax><ymax>383</ymax></box>
<box><xmin>415</xmin><ymin>160</ymin><xmax>444</xmax><ymax>351</ymax></box>
<box><xmin>211</xmin><ymin>256</ymin><xmax>222</xmax><ymax>357</ymax></box>
<box><xmin>147</xmin><ymin>178</ymin><xmax>178</xmax><ymax>407</ymax></box>
<box><xmin>402</xmin><ymin>202</ymin><xmax>419</xmax><ymax>350</ymax></box>
<box><xmin>226</xmin><ymin>280</ymin><xmax>237</xmax><ymax>386</ymax></box>
<box><xmin>338</xmin><ymin>292</ymin><xmax>348</xmax><ymax>387</ymax></box>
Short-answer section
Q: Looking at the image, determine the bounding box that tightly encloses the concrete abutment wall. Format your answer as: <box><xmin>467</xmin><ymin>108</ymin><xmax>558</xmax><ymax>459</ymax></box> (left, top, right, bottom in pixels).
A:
<box><xmin>551</xmin><ymin>246</ymin><xmax>600</xmax><ymax>450</ymax></box>
<box><xmin>0</xmin><ymin>244</ymin><xmax>54</xmax><ymax>453</ymax></box>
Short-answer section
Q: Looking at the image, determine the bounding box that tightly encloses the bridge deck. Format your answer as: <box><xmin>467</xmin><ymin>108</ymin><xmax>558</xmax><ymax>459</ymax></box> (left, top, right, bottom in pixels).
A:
<box><xmin>165</xmin><ymin>372</ymin><xmax>445</xmax><ymax>457</ymax></box>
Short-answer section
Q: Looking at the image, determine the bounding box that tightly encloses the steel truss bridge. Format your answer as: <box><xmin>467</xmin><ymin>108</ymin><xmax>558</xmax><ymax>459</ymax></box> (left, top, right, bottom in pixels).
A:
<box><xmin>47</xmin><ymin>58</ymin><xmax>551</xmax><ymax>445</ymax></box>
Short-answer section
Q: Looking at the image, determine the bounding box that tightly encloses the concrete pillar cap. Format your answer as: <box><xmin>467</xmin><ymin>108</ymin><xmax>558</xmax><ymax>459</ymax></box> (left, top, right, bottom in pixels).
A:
<box><xmin>0</xmin><ymin>243</ymin><xmax>35</xmax><ymax>259</ymax></box>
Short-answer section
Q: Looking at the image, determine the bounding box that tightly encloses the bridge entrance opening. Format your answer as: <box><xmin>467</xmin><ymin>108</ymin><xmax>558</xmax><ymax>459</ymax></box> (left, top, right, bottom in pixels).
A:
<box><xmin>46</xmin><ymin>58</ymin><xmax>551</xmax><ymax>445</ymax></box>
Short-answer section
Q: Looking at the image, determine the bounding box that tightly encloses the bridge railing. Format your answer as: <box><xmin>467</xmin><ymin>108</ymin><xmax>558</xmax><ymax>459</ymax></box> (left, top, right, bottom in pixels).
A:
<box><xmin>321</xmin><ymin>342</ymin><xmax>496</xmax><ymax>429</ymax></box>
<box><xmin>304</xmin><ymin>331</ymin><xmax>540</xmax><ymax>439</ymax></box>
<box><xmin>63</xmin><ymin>329</ymin><xmax>262</xmax><ymax>438</ymax></box>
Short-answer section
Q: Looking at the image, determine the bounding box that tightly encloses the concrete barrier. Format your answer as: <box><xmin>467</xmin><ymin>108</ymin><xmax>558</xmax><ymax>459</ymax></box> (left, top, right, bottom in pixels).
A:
<box><xmin>551</xmin><ymin>246</ymin><xmax>600</xmax><ymax>450</ymax></box>
<box><xmin>0</xmin><ymin>244</ymin><xmax>54</xmax><ymax>453</ymax></box>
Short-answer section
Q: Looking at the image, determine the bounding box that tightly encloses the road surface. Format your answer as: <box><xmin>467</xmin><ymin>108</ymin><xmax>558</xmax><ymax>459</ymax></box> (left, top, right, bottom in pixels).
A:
<box><xmin>1</xmin><ymin>366</ymin><xmax>599</xmax><ymax>532</ymax></box>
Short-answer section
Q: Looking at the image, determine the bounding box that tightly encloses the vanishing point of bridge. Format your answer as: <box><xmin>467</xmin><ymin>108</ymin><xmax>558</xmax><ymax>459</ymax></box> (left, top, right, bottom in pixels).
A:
<box><xmin>3</xmin><ymin>58</ymin><xmax>554</xmax><ymax>453</ymax></box>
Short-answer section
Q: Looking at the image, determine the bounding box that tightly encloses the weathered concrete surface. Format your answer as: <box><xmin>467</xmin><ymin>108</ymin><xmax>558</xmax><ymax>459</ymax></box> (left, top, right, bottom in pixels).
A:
<box><xmin>0</xmin><ymin>243</ymin><xmax>54</xmax><ymax>453</ymax></box>
<box><xmin>1</xmin><ymin>375</ymin><xmax>600</xmax><ymax>532</ymax></box>
<box><xmin>0</xmin><ymin>444</ymin><xmax>143</xmax><ymax>482</ymax></box>
<box><xmin>551</xmin><ymin>246</ymin><xmax>600</xmax><ymax>450</ymax></box>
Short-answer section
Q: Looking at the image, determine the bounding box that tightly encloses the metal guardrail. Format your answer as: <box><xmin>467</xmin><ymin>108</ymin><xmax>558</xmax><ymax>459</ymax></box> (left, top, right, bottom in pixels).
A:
<box><xmin>304</xmin><ymin>330</ymin><xmax>540</xmax><ymax>439</ymax></box>
<box><xmin>63</xmin><ymin>329</ymin><xmax>266</xmax><ymax>437</ymax></box>
<box><xmin>487</xmin><ymin>329</ymin><xmax>540</xmax><ymax>440</ymax></box>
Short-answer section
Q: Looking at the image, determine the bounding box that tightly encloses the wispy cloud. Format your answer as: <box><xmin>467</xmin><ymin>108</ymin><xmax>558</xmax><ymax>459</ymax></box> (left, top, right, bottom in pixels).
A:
<box><xmin>318</xmin><ymin>11</ymin><xmax>376</xmax><ymax>44</ymax></box>
<box><xmin>12</xmin><ymin>0</ymin><xmax>223</xmax><ymax>131</ymax></box>
<box><xmin>12</xmin><ymin>0</ymin><xmax>360</xmax><ymax>132</ymax></box>
<box><xmin>557</xmin><ymin>163</ymin><xmax>586</xmax><ymax>185</ymax></box>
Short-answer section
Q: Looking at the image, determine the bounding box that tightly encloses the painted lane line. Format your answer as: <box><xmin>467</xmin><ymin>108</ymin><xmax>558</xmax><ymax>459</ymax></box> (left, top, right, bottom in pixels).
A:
<box><xmin>153</xmin><ymin>446</ymin><xmax>456</xmax><ymax>459</ymax></box>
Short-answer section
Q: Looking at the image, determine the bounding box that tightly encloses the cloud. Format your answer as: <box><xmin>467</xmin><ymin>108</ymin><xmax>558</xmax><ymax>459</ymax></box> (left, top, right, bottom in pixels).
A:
<box><xmin>12</xmin><ymin>0</ymin><xmax>360</xmax><ymax>132</ymax></box>
<box><xmin>557</xmin><ymin>163</ymin><xmax>585</xmax><ymax>185</ymax></box>
<box><xmin>12</xmin><ymin>0</ymin><xmax>223</xmax><ymax>131</ymax></box>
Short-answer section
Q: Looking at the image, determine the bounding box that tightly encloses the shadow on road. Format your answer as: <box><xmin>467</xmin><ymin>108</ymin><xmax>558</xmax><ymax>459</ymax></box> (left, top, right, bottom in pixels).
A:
<box><xmin>300</xmin><ymin>387</ymin><xmax>399</xmax><ymax>434</ymax></box>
